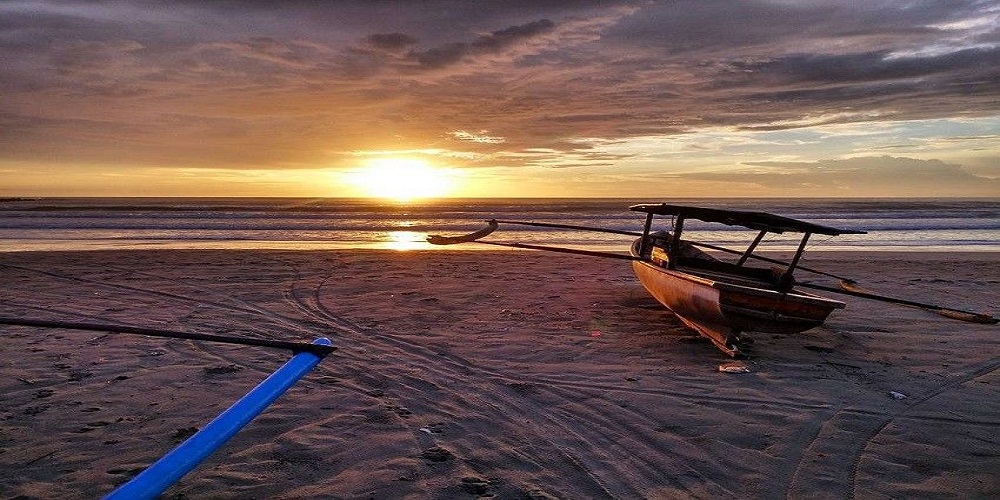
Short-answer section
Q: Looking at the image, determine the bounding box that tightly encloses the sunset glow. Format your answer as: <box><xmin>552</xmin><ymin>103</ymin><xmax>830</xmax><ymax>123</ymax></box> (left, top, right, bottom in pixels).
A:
<box><xmin>0</xmin><ymin>1</ymin><xmax>997</xmax><ymax>198</ymax></box>
<box><xmin>345</xmin><ymin>158</ymin><xmax>457</xmax><ymax>201</ymax></box>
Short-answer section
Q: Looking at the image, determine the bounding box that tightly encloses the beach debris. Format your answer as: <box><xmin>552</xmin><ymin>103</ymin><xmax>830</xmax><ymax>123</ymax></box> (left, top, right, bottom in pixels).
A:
<box><xmin>419</xmin><ymin>422</ymin><xmax>446</xmax><ymax>435</ymax></box>
<box><xmin>718</xmin><ymin>361</ymin><xmax>751</xmax><ymax>374</ymax></box>
<box><xmin>420</xmin><ymin>446</ymin><xmax>453</xmax><ymax>462</ymax></box>
<box><xmin>889</xmin><ymin>391</ymin><xmax>907</xmax><ymax>400</ymax></box>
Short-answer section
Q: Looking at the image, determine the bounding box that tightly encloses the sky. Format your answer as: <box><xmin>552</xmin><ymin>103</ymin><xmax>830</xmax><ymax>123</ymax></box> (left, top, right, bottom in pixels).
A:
<box><xmin>2</xmin><ymin>0</ymin><xmax>999</xmax><ymax>198</ymax></box>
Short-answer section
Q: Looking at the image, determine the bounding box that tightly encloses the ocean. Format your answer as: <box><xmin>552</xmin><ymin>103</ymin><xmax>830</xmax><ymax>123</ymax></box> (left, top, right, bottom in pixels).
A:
<box><xmin>1</xmin><ymin>198</ymin><xmax>998</xmax><ymax>253</ymax></box>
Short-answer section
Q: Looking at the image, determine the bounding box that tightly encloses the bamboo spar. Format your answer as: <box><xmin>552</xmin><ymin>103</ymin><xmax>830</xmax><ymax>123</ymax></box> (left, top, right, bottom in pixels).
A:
<box><xmin>0</xmin><ymin>317</ymin><xmax>335</xmax><ymax>355</ymax></box>
<box><xmin>104</xmin><ymin>337</ymin><xmax>333</xmax><ymax>500</ymax></box>
<box><xmin>433</xmin><ymin>218</ymin><xmax>860</xmax><ymax>283</ymax></box>
<box><xmin>798</xmin><ymin>282</ymin><xmax>998</xmax><ymax>324</ymax></box>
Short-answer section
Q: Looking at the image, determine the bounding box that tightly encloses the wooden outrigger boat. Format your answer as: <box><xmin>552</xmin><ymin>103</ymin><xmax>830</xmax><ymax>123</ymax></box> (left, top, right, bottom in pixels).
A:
<box><xmin>627</xmin><ymin>204</ymin><xmax>863</xmax><ymax>357</ymax></box>
<box><xmin>427</xmin><ymin>203</ymin><xmax>996</xmax><ymax>357</ymax></box>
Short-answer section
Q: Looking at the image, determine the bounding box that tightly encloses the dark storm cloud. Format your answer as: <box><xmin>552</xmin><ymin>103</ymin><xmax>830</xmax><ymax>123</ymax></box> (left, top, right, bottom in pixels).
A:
<box><xmin>717</xmin><ymin>46</ymin><xmax>1000</xmax><ymax>116</ymax></box>
<box><xmin>472</xmin><ymin>19</ymin><xmax>556</xmax><ymax>50</ymax></box>
<box><xmin>366</xmin><ymin>33</ymin><xmax>418</xmax><ymax>51</ymax></box>
<box><xmin>1</xmin><ymin>0</ymin><xmax>997</xmax><ymax>172</ymax></box>
<box><xmin>730</xmin><ymin>48</ymin><xmax>1000</xmax><ymax>85</ymax></box>
<box><xmin>411</xmin><ymin>19</ymin><xmax>556</xmax><ymax>68</ymax></box>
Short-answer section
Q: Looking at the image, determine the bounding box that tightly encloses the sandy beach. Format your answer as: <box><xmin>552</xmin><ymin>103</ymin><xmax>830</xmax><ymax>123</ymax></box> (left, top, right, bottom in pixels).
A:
<box><xmin>1</xmin><ymin>249</ymin><xmax>998</xmax><ymax>498</ymax></box>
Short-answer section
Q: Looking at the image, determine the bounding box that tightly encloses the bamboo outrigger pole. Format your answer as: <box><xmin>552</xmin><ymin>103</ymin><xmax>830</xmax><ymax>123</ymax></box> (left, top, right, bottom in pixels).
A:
<box><xmin>797</xmin><ymin>282</ymin><xmax>998</xmax><ymax>324</ymax></box>
<box><xmin>453</xmin><ymin>219</ymin><xmax>860</xmax><ymax>282</ymax></box>
<box><xmin>0</xmin><ymin>317</ymin><xmax>335</xmax><ymax>355</ymax></box>
<box><xmin>0</xmin><ymin>317</ymin><xmax>336</xmax><ymax>498</ymax></box>
<box><xmin>104</xmin><ymin>338</ymin><xmax>333</xmax><ymax>499</ymax></box>
<box><xmin>428</xmin><ymin>219</ymin><xmax>639</xmax><ymax>260</ymax></box>
<box><xmin>427</xmin><ymin>219</ymin><xmax>998</xmax><ymax>325</ymax></box>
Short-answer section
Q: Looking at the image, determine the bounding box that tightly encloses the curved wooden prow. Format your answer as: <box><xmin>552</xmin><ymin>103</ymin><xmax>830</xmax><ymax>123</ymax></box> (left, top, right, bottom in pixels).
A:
<box><xmin>427</xmin><ymin>220</ymin><xmax>499</xmax><ymax>245</ymax></box>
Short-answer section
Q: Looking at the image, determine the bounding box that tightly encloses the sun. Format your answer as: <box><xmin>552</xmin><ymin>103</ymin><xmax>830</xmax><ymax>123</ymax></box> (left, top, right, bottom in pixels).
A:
<box><xmin>345</xmin><ymin>157</ymin><xmax>456</xmax><ymax>201</ymax></box>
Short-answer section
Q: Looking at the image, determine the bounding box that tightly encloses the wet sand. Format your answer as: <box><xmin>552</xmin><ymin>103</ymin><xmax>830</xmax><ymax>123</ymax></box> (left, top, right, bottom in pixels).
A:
<box><xmin>1</xmin><ymin>250</ymin><xmax>998</xmax><ymax>498</ymax></box>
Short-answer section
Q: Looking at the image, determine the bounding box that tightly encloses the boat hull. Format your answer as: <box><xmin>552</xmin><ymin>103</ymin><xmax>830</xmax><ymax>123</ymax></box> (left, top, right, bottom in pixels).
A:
<box><xmin>630</xmin><ymin>248</ymin><xmax>844</xmax><ymax>356</ymax></box>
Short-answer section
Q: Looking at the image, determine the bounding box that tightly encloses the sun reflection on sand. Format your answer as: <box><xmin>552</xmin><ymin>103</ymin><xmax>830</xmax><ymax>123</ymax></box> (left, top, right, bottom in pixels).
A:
<box><xmin>384</xmin><ymin>230</ymin><xmax>432</xmax><ymax>251</ymax></box>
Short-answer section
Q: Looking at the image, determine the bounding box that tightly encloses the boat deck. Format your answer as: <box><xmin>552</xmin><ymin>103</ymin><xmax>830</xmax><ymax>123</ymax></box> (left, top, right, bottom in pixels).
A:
<box><xmin>674</xmin><ymin>256</ymin><xmax>782</xmax><ymax>287</ymax></box>
<box><xmin>674</xmin><ymin>264</ymin><xmax>777</xmax><ymax>290</ymax></box>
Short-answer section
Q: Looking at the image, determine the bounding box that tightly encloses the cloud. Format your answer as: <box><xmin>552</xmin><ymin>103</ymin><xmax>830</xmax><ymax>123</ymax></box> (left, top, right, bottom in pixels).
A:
<box><xmin>0</xmin><ymin>0</ymin><xmax>998</xmax><ymax>188</ymax></box>
<box><xmin>715</xmin><ymin>48</ymin><xmax>1000</xmax><ymax>123</ymax></box>
<box><xmin>472</xmin><ymin>19</ymin><xmax>557</xmax><ymax>50</ymax></box>
<box><xmin>365</xmin><ymin>33</ymin><xmax>418</xmax><ymax>52</ymax></box>
<box><xmin>680</xmin><ymin>156</ymin><xmax>1000</xmax><ymax>196</ymax></box>
<box><xmin>408</xmin><ymin>19</ymin><xmax>556</xmax><ymax>68</ymax></box>
<box><xmin>450</xmin><ymin>130</ymin><xmax>506</xmax><ymax>144</ymax></box>
<box><xmin>729</xmin><ymin>48</ymin><xmax>999</xmax><ymax>85</ymax></box>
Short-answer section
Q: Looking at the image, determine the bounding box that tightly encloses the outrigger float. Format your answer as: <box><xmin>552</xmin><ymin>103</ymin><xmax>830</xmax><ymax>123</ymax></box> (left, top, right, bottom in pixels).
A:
<box><xmin>428</xmin><ymin>203</ymin><xmax>997</xmax><ymax>357</ymax></box>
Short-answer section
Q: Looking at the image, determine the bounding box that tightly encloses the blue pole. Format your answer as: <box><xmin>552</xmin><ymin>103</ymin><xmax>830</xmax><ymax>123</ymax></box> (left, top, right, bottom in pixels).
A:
<box><xmin>105</xmin><ymin>338</ymin><xmax>333</xmax><ymax>500</ymax></box>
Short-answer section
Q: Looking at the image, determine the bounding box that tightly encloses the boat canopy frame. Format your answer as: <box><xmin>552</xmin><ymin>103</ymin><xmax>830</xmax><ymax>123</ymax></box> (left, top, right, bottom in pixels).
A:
<box><xmin>629</xmin><ymin>204</ymin><xmax>866</xmax><ymax>236</ymax></box>
<box><xmin>630</xmin><ymin>203</ymin><xmax>866</xmax><ymax>290</ymax></box>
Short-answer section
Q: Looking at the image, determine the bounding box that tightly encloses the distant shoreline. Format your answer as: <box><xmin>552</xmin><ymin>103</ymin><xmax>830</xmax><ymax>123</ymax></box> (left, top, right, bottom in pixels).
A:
<box><xmin>3</xmin><ymin>248</ymin><xmax>1000</xmax><ymax>259</ymax></box>
<box><xmin>3</xmin><ymin>198</ymin><xmax>997</xmax><ymax>253</ymax></box>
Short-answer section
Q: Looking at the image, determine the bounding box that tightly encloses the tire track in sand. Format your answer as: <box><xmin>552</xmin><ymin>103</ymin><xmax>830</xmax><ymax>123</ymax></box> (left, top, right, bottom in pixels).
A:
<box><xmin>277</xmin><ymin>270</ymin><xmax>622</xmax><ymax>496</ymax></box>
<box><xmin>785</xmin><ymin>355</ymin><xmax>1000</xmax><ymax>499</ymax></box>
<box><xmin>282</xmin><ymin>268</ymin><xmax>744</xmax><ymax>498</ymax></box>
